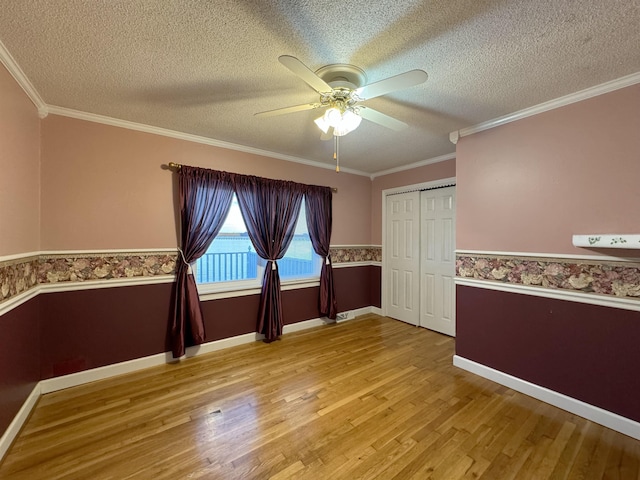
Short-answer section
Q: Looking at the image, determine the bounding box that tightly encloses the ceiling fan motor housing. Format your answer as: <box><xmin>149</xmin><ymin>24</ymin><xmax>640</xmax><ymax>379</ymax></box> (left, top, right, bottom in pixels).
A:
<box><xmin>315</xmin><ymin>64</ymin><xmax>368</xmax><ymax>89</ymax></box>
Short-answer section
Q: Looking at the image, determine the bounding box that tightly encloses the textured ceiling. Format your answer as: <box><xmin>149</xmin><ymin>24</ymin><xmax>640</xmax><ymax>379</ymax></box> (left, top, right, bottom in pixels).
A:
<box><xmin>1</xmin><ymin>0</ymin><xmax>639</xmax><ymax>174</ymax></box>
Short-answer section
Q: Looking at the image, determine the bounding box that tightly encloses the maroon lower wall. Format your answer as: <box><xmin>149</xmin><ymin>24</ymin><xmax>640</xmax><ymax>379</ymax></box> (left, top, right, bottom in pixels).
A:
<box><xmin>39</xmin><ymin>283</ymin><xmax>176</xmax><ymax>379</ymax></box>
<box><xmin>456</xmin><ymin>285</ymin><xmax>640</xmax><ymax>423</ymax></box>
<box><xmin>370</xmin><ymin>265</ymin><xmax>381</xmax><ymax>309</ymax></box>
<box><xmin>0</xmin><ymin>297</ymin><xmax>41</xmax><ymax>435</ymax></box>
<box><xmin>202</xmin><ymin>264</ymin><xmax>380</xmax><ymax>340</ymax></box>
<box><xmin>0</xmin><ymin>264</ymin><xmax>380</xmax><ymax>438</ymax></box>
<box><xmin>335</xmin><ymin>265</ymin><xmax>379</xmax><ymax>312</ymax></box>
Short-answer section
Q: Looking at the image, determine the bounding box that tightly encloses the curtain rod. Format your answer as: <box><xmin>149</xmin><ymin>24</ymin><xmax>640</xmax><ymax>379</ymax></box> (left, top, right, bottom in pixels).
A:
<box><xmin>166</xmin><ymin>162</ymin><xmax>338</xmax><ymax>193</ymax></box>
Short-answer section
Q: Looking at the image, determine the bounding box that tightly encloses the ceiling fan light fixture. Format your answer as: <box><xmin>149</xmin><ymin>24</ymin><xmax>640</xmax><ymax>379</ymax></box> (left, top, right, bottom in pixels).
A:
<box><xmin>333</xmin><ymin>109</ymin><xmax>362</xmax><ymax>136</ymax></box>
<box><xmin>314</xmin><ymin>115</ymin><xmax>330</xmax><ymax>133</ymax></box>
<box><xmin>324</xmin><ymin>107</ymin><xmax>343</xmax><ymax>127</ymax></box>
<box><xmin>342</xmin><ymin>109</ymin><xmax>362</xmax><ymax>131</ymax></box>
<box><xmin>332</xmin><ymin>123</ymin><xmax>350</xmax><ymax>137</ymax></box>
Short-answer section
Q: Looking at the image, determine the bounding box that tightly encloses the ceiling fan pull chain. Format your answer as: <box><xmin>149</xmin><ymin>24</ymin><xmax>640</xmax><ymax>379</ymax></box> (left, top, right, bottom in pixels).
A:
<box><xmin>334</xmin><ymin>135</ymin><xmax>340</xmax><ymax>173</ymax></box>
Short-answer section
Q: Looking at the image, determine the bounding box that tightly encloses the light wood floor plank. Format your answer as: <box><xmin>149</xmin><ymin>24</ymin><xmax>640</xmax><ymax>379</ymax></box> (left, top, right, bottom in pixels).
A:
<box><xmin>1</xmin><ymin>314</ymin><xmax>638</xmax><ymax>479</ymax></box>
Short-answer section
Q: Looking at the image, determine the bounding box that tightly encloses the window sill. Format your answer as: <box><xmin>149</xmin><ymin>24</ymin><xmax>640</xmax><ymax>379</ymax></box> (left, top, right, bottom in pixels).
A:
<box><xmin>198</xmin><ymin>278</ymin><xmax>320</xmax><ymax>302</ymax></box>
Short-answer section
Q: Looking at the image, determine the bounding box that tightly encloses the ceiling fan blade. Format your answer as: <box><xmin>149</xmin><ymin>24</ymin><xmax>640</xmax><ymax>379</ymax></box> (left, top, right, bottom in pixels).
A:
<box><xmin>279</xmin><ymin>55</ymin><xmax>333</xmax><ymax>94</ymax></box>
<box><xmin>254</xmin><ymin>102</ymin><xmax>322</xmax><ymax>117</ymax></box>
<box><xmin>358</xmin><ymin>107</ymin><xmax>408</xmax><ymax>131</ymax></box>
<box><xmin>355</xmin><ymin>70</ymin><xmax>428</xmax><ymax>100</ymax></box>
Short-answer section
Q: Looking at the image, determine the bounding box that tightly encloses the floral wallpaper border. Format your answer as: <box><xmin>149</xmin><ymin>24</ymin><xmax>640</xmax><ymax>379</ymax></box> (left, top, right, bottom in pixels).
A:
<box><xmin>1</xmin><ymin>252</ymin><xmax>177</xmax><ymax>305</ymax></box>
<box><xmin>330</xmin><ymin>246</ymin><xmax>382</xmax><ymax>264</ymax></box>
<box><xmin>456</xmin><ymin>254</ymin><xmax>640</xmax><ymax>299</ymax></box>
<box><xmin>1</xmin><ymin>246</ymin><xmax>382</xmax><ymax>305</ymax></box>
<box><xmin>0</xmin><ymin>255</ymin><xmax>40</xmax><ymax>303</ymax></box>
<box><xmin>7</xmin><ymin>250</ymin><xmax>636</xmax><ymax>304</ymax></box>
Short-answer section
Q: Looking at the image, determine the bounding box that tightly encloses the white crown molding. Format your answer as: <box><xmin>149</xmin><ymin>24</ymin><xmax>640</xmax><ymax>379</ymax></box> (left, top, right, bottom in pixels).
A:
<box><xmin>455</xmin><ymin>277</ymin><xmax>640</xmax><ymax>312</ymax></box>
<box><xmin>45</xmin><ymin>105</ymin><xmax>370</xmax><ymax>177</ymax></box>
<box><xmin>455</xmin><ymin>249</ymin><xmax>640</xmax><ymax>263</ymax></box>
<box><xmin>369</xmin><ymin>153</ymin><xmax>456</xmax><ymax>180</ymax></box>
<box><xmin>451</xmin><ymin>71</ymin><xmax>640</xmax><ymax>139</ymax></box>
<box><xmin>382</xmin><ymin>177</ymin><xmax>456</xmax><ymax>196</ymax></box>
<box><xmin>454</xmin><ymin>355</ymin><xmax>640</xmax><ymax>441</ymax></box>
<box><xmin>0</xmin><ymin>39</ymin><xmax>47</xmax><ymax>118</ymax></box>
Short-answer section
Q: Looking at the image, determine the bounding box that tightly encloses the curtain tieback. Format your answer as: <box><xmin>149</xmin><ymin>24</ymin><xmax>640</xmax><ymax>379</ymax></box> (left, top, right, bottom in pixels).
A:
<box><xmin>177</xmin><ymin>248</ymin><xmax>193</xmax><ymax>274</ymax></box>
<box><xmin>271</xmin><ymin>260</ymin><xmax>277</xmax><ymax>271</ymax></box>
<box><xmin>325</xmin><ymin>255</ymin><xmax>331</xmax><ymax>265</ymax></box>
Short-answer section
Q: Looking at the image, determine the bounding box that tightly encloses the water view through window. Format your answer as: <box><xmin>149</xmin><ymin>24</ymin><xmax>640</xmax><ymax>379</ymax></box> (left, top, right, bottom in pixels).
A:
<box><xmin>195</xmin><ymin>196</ymin><xmax>320</xmax><ymax>284</ymax></box>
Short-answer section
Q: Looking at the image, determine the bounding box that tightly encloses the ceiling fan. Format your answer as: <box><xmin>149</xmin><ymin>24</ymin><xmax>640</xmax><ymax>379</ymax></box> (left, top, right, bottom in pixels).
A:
<box><xmin>255</xmin><ymin>55</ymin><xmax>428</xmax><ymax>139</ymax></box>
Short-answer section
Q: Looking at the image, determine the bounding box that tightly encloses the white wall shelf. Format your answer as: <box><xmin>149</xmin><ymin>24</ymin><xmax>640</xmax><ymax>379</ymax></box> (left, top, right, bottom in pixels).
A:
<box><xmin>572</xmin><ymin>234</ymin><xmax>640</xmax><ymax>249</ymax></box>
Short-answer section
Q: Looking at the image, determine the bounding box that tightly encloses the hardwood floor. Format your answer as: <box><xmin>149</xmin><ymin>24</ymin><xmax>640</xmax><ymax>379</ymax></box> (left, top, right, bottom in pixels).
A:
<box><xmin>1</xmin><ymin>314</ymin><xmax>639</xmax><ymax>479</ymax></box>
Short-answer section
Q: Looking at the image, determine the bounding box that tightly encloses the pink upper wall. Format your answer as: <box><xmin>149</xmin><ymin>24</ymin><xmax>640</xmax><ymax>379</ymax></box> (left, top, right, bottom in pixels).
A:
<box><xmin>370</xmin><ymin>159</ymin><xmax>456</xmax><ymax>245</ymax></box>
<box><xmin>40</xmin><ymin>116</ymin><xmax>372</xmax><ymax>250</ymax></box>
<box><xmin>456</xmin><ymin>84</ymin><xmax>640</xmax><ymax>255</ymax></box>
<box><xmin>0</xmin><ymin>64</ymin><xmax>40</xmax><ymax>256</ymax></box>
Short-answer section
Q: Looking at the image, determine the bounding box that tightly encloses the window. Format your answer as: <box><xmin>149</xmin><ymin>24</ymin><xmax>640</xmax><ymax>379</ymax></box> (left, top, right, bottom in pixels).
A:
<box><xmin>281</xmin><ymin>199</ymin><xmax>320</xmax><ymax>281</ymax></box>
<box><xmin>195</xmin><ymin>194</ymin><xmax>321</xmax><ymax>288</ymax></box>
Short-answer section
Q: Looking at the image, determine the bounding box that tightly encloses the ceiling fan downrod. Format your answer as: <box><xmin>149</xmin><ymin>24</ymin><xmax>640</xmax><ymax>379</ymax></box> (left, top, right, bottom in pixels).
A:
<box><xmin>334</xmin><ymin>135</ymin><xmax>340</xmax><ymax>173</ymax></box>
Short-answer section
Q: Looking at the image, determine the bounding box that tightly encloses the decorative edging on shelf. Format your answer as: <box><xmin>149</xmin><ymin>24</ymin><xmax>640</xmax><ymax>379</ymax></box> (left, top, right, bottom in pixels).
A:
<box><xmin>456</xmin><ymin>253</ymin><xmax>640</xmax><ymax>300</ymax></box>
<box><xmin>572</xmin><ymin>234</ymin><xmax>640</xmax><ymax>249</ymax></box>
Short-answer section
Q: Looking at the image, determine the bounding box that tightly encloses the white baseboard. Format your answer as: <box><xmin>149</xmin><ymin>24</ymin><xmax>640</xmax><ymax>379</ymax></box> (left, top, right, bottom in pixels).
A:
<box><xmin>453</xmin><ymin>355</ymin><xmax>640</xmax><ymax>441</ymax></box>
<box><xmin>0</xmin><ymin>383</ymin><xmax>41</xmax><ymax>461</ymax></box>
<box><xmin>1</xmin><ymin>307</ymin><xmax>371</xmax><ymax>461</ymax></box>
<box><xmin>40</xmin><ymin>310</ymin><xmax>366</xmax><ymax>393</ymax></box>
<box><xmin>40</xmin><ymin>351</ymin><xmax>174</xmax><ymax>394</ymax></box>
<box><xmin>283</xmin><ymin>317</ymin><xmax>332</xmax><ymax>334</ymax></box>
<box><xmin>40</xmin><ymin>317</ymin><xmax>340</xmax><ymax>395</ymax></box>
<box><xmin>335</xmin><ymin>306</ymin><xmax>379</xmax><ymax>323</ymax></box>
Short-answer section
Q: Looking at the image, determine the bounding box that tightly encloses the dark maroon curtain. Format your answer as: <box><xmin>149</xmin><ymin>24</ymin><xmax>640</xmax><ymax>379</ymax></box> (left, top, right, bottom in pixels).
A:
<box><xmin>171</xmin><ymin>166</ymin><xmax>234</xmax><ymax>358</ymax></box>
<box><xmin>232</xmin><ymin>174</ymin><xmax>304</xmax><ymax>341</ymax></box>
<box><xmin>305</xmin><ymin>185</ymin><xmax>337</xmax><ymax>319</ymax></box>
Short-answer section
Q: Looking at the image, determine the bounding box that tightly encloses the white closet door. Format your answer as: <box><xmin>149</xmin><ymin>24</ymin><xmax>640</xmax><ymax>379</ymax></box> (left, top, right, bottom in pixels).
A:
<box><xmin>420</xmin><ymin>187</ymin><xmax>456</xmax><ymax>336</ymax></box>
<box><xmin>385</xmin><ymin>191</ymin><xmax>420</xmax><ymax>326</ymax></box>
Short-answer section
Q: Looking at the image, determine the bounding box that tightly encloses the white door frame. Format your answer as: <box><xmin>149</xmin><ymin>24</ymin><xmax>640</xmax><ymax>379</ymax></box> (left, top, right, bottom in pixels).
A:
<box><xmin>381</xmin><ymin>177</ymin><xmax>457</xmax><ymax>319</ymax></box>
